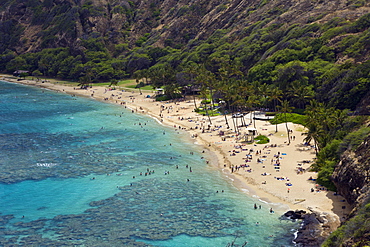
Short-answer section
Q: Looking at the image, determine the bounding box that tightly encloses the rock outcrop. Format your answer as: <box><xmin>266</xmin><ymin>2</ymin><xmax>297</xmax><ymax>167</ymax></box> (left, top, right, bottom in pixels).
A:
<box><xmin>332</xmin><ymin>134</ymin><xmax>370</xmax><ymax>210</ymax></box>
<box><xmin>285</xmin><ymin>209</ymin><xmax>341</xmax><ymax>247</ymax></box>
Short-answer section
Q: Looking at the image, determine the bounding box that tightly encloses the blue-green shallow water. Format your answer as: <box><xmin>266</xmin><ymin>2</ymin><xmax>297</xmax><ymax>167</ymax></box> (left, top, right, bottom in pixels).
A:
<box><xmin>0</xmin><ymin>81</ymin><xmax>299</xmax><ymax>246</ymax></box>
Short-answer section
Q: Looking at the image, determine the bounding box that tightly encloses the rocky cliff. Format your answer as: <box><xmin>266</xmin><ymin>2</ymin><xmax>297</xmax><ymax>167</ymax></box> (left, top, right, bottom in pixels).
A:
<box><xmin>332</xmin><ymin>130</ymin><xmax>370</xmax><ymax>206</ymax></box>
<box><xmin>326</xmin><ymin>130</ymin><xmax>370</xmax><ymax>246</ymax></box>
<box><xmin>332</xmin><ymin>132</ymin><xmax>370</xmax><ymax>209</ymax></box>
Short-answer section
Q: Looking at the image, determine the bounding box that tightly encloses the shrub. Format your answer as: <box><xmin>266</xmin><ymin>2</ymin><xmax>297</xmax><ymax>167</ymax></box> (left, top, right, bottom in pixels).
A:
<box><xmin>323</xmin><ymin>201</ymin><xmax>370</xmax><ymax>246</ymax></box>
<box><xmin>316</xmin><ymin>139</ymin><xmax>342</xmax><ymax>163</ymax></box>
<box><xmin>155</xmin><ymin>95</ymin><xmax>171</xmax><ymax>101</ymax></box>
<box><xmin>316</xmin><ymin>161</ymin><xmax>337</xmax><ymax>191</ymax></box>
<box><xmin>265</xmin><ymin>112</ymin><xmax>277</xmax><ymax>116</ymax></box>
<box><xmin>338</xmin><ymin>127</ymin><xmax>370</xmax><ymax>154</ymax></box>
<box><xmin>155</xmin><ymin>93</ymin><xmax>182</xmax><ymax>101</ymax></box>
<box><xmin>254</xmin><ymin>135</ymin><xmax>270</xmax><ymax>144</ymax></box>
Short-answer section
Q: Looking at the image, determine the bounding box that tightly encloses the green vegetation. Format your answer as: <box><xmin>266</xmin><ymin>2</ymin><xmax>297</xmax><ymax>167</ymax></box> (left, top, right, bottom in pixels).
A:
<box><xmin>2</xmin><ymin>10</ymin><xmax>369</xmax><ymax>115</ymax></box>
<box><xmin>323</xmin><ymin>200</ymin><xmax>370</xmax><ymax>246</ymax></box>
<box><xmin>303</xmin><ymin>101</ymin><xmax>368</xmax><ymax>190</ymax></box>
<box><xmin>126</xmin><ymin>84</ymin><xmax>153</xmax><ymax>90</ymax></box>
<box><xmin>338</xmin><ymin>127</ymin><xmax>370</xmax><ymax>154</ymax></box>
<box><xmin>269</xmin><ymin>113</ymin><xmax>306</xmax><ymax>125</ymax></box>
<box><xmin>254</xmin><ymin>135</ymin><xmax>270</xmax><ymax>144</ymax></box>
<box><xmin>194</xmin><ymin>107</ymin><xmax>220</xmax><ymax>116</ymax></box>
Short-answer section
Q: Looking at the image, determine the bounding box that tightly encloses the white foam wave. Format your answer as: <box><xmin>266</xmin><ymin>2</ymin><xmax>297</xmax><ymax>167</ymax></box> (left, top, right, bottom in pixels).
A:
<box><xmin>36</xmin><ymin>163</ymin><xmax>58</xmax><ymax>167</ymax></box>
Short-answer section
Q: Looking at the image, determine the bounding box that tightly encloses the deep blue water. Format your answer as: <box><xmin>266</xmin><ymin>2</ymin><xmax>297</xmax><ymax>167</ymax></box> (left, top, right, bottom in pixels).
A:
<box><xmin>0</xmin><ymin>81</ymin><xmax>299</xmax><ymax>246</ymax></box>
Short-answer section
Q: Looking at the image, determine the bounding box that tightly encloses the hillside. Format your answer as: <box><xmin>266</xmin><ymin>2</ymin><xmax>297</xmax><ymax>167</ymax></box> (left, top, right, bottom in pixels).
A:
<box><xmin>1</xmin><ymin>0</ymin><xmax>370</xmax><ymax>111</ymax></box>
<box><xmin>1</xmin><ymin>0</ymin><xmax>369</xmax><ymax>54</ymax></box>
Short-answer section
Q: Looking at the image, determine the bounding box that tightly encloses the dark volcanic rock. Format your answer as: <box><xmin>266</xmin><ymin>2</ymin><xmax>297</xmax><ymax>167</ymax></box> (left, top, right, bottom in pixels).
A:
<box><xmin>294</xmin><ymin>213</ymin><xmax>324</xmax><ymax>247</ymax></box>
<box><xmin>284</xmin><ymin>209</ymin><xmax>341</xmax><ymax>247</ymax></box>
<box><xmin>284</xmin><ymin>210</ymin><xmax>307</xmax><ymax>220</ymax></box>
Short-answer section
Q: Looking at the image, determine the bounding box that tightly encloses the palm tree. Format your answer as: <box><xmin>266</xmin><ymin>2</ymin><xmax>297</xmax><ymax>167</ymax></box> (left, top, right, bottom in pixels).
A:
<box><xmin>278</xmin><ymin>100</ymin><xmax>294</xmax><ymax>145</ymax></box>
<box><xmin>246</xmin><ymin>94</ymin><xmax>260</xmax><ymax>129</ymax></box>
<box><xmin>230</xmin><ymin>92</ymin><xmax>244</xmax><ymax>133</ymax></box>
<box><xmin>269</xmin><ymin>86</ymin><xmax>282</xmax><ymax>113</ymax></box>
<box><xmin>303</xmin><ymin>104</ymin><xmax>328</xmax><ymax>155</ymax></box>
<box><xmin>331</xmin><ymin>109</ymin><xmax>348</xmax><ymax>134</ymax></box>
<box><xmin>109</xmin><ymin>79</ymin><xmax>119</xmax><ymax>88</ymax></box>
<box><xmin>302</xmin><ymin>121</ymin><xmax>322</xmax><ymax>155</ymax></box>
<box><xmin>289</xmin><ymin>81</ymin><xmax>314</xmax><ymax>109</ymax></box>
<box><xmin>268</xmin><ymin>86</ymin><xmax>282</xmax><ymax>132</ymax></box>
<box><xmin>217</xmin><ymin>63</ymin><xmax>244</xmax><ymax>129</ymax></box>
<box><xmin>199</xmin><ymin>84</ymin><xmax>212</xmax><ymax>126</ymax></box>
<box><xmin>216</xmin><ymin>79</ymin><xmax>231</xmax><ymax>129</ymax></box>
<box><xmin>133</xmin><ymin>70</ymin><xmax>143</xmax><ymax>95</ymax></box>
<box><xmin>203</xmin><ymin>69</ymin><xmax>217</xmax><ymax>112</ymax></box>
<box><xmin>303</xmin><ymin>100</ymin><xmax>329</xmax><ymax>153</ymax></box>
<box><xmin>258</xmin><ymin>83</ymin><xmax>271</xmax><ymax>109</ymax></box>
<box><xmin>248</xmin><ymin>81</ymin><xmax>262</xmax><ymax>126</ymax></box>
<box><xmin>183</xmin><ymin>63</ymin><xmax>200</xmax><ymax>109</ymax></box>
<box><xmin>78</xmin><ymin>75</ymin><xmax>91</xmax><ymax>89</ymax></box>
<box><xmin>141</xmin><ymin>69</ymin><xmax>150</xmax><ymax>85</ymax></box>
<box><xmin>195</xmin><ymin>65</ymin><xmax>217</xmax><ymax>126</ymax></box>
<box><xmin>148</xmin><ymin>65</ymin><xmax>179</xmax><ymax>100</ymax></box>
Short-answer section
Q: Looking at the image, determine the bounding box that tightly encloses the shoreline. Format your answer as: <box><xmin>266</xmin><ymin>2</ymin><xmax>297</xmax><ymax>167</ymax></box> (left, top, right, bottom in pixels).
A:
<box><xmin>1</xmin><ymin>76</ymin><xmax>352</xmax><ymax>229</ymax></box>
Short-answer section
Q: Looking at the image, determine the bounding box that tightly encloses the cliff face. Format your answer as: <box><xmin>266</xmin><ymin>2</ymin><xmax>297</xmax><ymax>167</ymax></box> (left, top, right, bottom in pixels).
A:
<box><xmin>325</xmin><ymin>134</ymin><xmax>370</xmax><ymax>246</ymax></box>
<box><xmin>1</xmin><ymin>0</ymin><xmax>369</xmax><ymax>61</ymax></box>
<box><xmin>332</xmin><ymin>134</ymin><xmax>370</xmax><ymax>208</ymax></box>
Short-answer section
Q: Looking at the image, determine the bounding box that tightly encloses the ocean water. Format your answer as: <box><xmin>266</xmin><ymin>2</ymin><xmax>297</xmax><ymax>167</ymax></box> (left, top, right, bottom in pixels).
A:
<box><xmin>0</xmin><ymin>80</ymin><xmax>299</xmax><ymax>246</ymax></box>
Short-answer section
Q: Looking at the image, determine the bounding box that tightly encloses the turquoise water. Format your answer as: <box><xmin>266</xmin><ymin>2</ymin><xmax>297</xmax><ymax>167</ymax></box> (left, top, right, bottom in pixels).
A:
<box><xmin>0</xmin><ymin>81</ymin><xmax>299</xmax><ymax>246</ymax></box>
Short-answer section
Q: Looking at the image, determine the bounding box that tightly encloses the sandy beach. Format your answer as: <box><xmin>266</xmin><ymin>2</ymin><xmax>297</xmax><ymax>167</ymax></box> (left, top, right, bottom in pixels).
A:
<box><xmin>1</xmin><ymin>75</ymin><xmax>352</xmax><ymax>228</ymax></box>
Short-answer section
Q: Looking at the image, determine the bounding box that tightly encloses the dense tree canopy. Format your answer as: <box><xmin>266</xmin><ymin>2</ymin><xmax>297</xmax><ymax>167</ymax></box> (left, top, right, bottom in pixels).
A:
<box><xmin>2</xmin><ymin>12</ymin><xmax>369</xmax><ymax>113</ymax></box>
